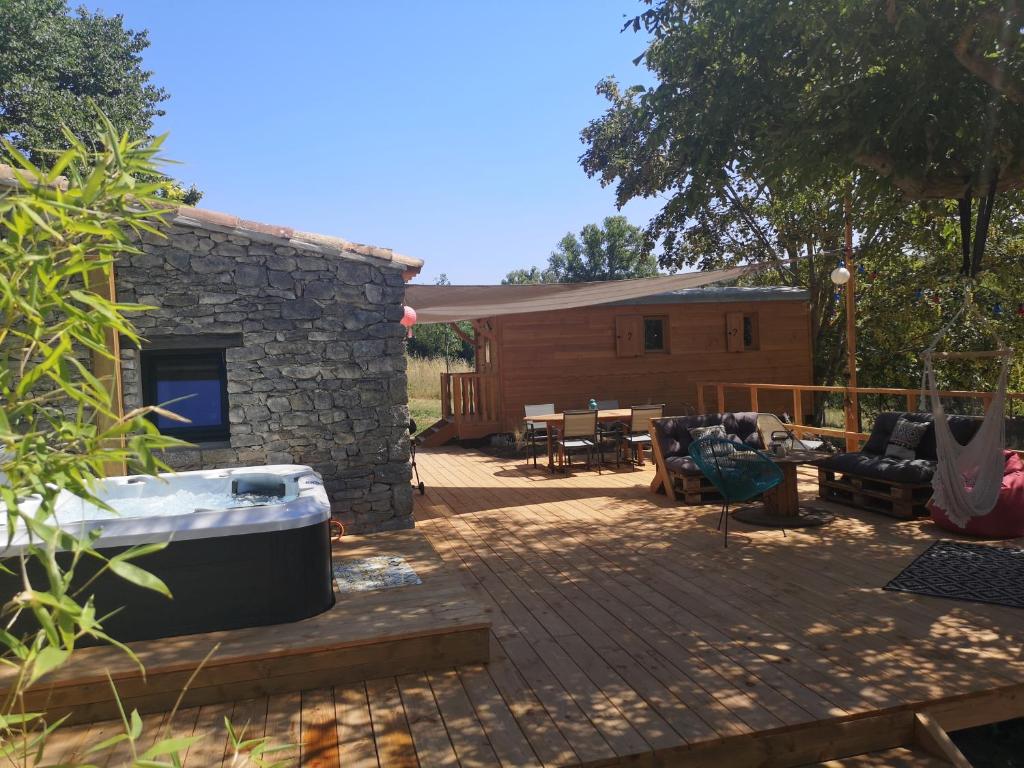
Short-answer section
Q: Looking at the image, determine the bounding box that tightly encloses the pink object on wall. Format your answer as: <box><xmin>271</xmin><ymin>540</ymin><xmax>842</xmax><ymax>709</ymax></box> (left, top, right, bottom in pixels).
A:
<box><xmin>401</xmin><ymin>305</ymin><xmax>417</xmax><ymax>338</ymax></box>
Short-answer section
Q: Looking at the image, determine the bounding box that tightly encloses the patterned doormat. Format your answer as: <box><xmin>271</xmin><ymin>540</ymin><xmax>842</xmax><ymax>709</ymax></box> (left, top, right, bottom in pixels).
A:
<box><xmin>333</xmin><ymin>555</ymin><xmax>422</xmax><ymax>594</ymax></box>
<box><xmin>885</xmin><ymin>540</ymin><xmax>1024</xmax><ymax>609</ymax></box>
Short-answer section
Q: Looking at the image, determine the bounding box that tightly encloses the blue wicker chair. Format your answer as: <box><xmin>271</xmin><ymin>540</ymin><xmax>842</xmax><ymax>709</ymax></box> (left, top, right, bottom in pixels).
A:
<box><xmin>689</xmin><ymin>436</ymin><xmax>783</xmax><ymax>547</ymax></box>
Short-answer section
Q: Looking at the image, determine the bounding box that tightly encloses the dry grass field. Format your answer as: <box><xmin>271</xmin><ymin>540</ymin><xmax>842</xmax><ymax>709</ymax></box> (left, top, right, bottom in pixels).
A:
<box><xmin>407</xmin><ymin>356</ymin><xmax>471</xmax><ymax>433</ymax></box>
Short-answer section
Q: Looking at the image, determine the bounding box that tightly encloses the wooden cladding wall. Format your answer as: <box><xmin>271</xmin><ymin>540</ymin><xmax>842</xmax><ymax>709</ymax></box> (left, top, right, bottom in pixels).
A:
<box><xmin>492</xmin><ymin>300</ymin><xmax>812</xmax><ymax>432</ymax></box>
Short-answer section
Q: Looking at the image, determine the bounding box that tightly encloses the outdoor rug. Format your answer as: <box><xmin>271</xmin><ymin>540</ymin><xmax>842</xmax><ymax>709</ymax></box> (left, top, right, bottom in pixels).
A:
<box><xmin>884</xmin><ymin>539</ymin><xmax>1024</xmax><ymax>609</ymax></box>
<box><xmin>333</xmin><ymin>555</ymin><xmax>422</xmax><ymax>594</ymax></box>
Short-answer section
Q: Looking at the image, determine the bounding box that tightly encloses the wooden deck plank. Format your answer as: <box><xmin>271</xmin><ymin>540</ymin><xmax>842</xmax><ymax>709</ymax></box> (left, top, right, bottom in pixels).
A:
<box><xmin>365</xmin><ymin>676</ymin><xmax>418</xmax><ymax>768</ymax></box>
<box><xmin>428</xmin><ymin>669</ymin><xmax>502</xmax><ymax>767</ymax></box>
<box><xmin>264</xmin><ymin>692</ymin><xmax>302</xmax><ymax>767</ymax></box>
<box><xmin>333</xmin><ymin>682</ymin><xmax>378</xmax><ymax>768</ymax></box>
<box><xmin>300</xmin><ymin>687</ymin><xmax>340</xmax><ymax>768</ymax></box>
<box><xmin>396</xmin><ymin>673</ymin><xmax>460</xmax><ymax>767</ymax></box>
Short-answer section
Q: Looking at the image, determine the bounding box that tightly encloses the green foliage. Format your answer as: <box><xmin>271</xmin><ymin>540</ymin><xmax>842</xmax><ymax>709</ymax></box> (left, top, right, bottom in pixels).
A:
<box><xmin>406</xmin><ymin>274</ymin><xmax>474</xmax><ymax>361</ymax></box>
<box><xmin>0</xmin><ymin>111</ymin><xmax>270</xmax><ymax>765</ymax></box>
<box><xmin>503</xmin><ymin>216</ymin><xmax>658</xmax><ymax>284</ymax></box>
<box><xmin>582</xmin><ymin>0</ymin><xmax>1024</xmax><ymax>272</ymax></box>
<box><xmin>0</xmin><ymin>0</ymin><xmax>202</xmax><ymax>205</ymax></box>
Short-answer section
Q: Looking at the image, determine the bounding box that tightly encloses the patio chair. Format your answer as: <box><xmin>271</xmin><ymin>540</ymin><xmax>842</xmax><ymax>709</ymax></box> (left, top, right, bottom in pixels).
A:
<box><xmin>555</xmin><ymin>410</ymin><xmax>600</xmax><ymax>473</ymax></box>
<box><xmin>594</xmin><ymin>400</ymin><xmax>622</xmax><ymax>466</ymax></box>
<box><xmin>523</xmin><ymin>403</ymin><xmax>555</xmax><ymax>467</ymax></box>
<box><xmin>620</xmin><ymin>404</ymin><xmax>664</xmax><ymax>467</ymax></box>
<box><xmin>756</xmin><ymin>413</ymin><xmax>824</xmax><ymax>452</ymax></box>
<box><xmin>689</xmin><ymin>436</ymin><xmax>782</xmax><ymax>547</ymax></box>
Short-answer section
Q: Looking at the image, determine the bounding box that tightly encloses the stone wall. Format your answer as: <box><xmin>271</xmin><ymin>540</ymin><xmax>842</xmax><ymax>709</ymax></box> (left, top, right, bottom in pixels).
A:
<box><xmin>116</xmin><ymin>222</ymin><xmax>413</xmax><ymax>533</ymax></box>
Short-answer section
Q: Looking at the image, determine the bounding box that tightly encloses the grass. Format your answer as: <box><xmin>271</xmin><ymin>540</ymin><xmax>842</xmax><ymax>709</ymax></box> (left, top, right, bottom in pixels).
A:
<box><xmin>407</xmin><ymin>355</ymin><xmax>472</xmax><ymax>435</ymax></box>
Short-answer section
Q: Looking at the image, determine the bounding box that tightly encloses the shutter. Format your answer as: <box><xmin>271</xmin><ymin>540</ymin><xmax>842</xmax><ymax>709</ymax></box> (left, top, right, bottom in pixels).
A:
<box><xmin>725</xmin><ymin>312</ymin><xmax>744</xmax><ymax>352</ymax></box>
<box><xmin>615</xmin><ymin>315</ymin><xmax>644</xmax><ymax>357</ymax></box>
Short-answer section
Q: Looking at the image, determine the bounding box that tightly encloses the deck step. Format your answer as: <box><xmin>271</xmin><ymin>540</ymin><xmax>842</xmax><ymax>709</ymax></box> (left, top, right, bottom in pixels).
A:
<box><xmin>805</xmin><ymin>746</ymin><xmax>953</xmax><ymax>767</ymax></box>
<box><xmin>418</xmin><ymin>416</ymin><xmax>458</xmax><ymax>447</ymax></box>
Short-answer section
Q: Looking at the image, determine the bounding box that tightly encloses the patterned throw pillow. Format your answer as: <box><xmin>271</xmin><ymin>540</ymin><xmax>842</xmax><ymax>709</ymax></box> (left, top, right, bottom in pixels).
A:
<box><xmin>688</xmin><ymin>424</ymin><xmax>727</xmax><ymax>442</ymax></box>
<box><xmin>884</xmin><ymin>418</ymin><xmax>929</xmax><ymax>460</ymax></box>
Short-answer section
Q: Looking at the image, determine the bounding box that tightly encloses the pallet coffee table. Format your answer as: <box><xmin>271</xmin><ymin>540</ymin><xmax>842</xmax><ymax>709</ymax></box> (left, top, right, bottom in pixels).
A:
<box><xmin>733</xmin><ymin>449</ymin><xmax>835</xmax><ymax>528</ymax></box>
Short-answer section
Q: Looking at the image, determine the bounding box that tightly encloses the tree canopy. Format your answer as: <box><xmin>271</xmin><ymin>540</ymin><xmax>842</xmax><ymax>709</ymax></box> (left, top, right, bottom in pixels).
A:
<box><xmin>581</xmin><ymin>0</ymin><xmax>1024</xmax><ymax>275</ymax></box>
<box><xmin>503</xmin><ymin>215</ymin><xmax>658</xmax><ymax>284</ymax></box>
<box><xmin>0</xmin><ymin>0</ymin><xmax>201</xmax><ymax>204</ymax></box>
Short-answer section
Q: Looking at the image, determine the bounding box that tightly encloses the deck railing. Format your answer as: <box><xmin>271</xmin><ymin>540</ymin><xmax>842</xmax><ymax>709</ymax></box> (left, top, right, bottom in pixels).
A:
<box><xmin>695</xmin><ymin>381</ymin><xmax>1024</xmax><ymax>450</ymax></box>
<box><xmin>441</xmin><ymin>372</ymin><xmax>501</xmax><ymax>435</ymax></box>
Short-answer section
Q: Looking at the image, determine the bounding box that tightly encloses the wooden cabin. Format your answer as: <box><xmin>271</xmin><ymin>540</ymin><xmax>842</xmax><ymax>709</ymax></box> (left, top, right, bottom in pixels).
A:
<box><xmin>413</xmin><ymin>285</ymin><xmax>814</xmax><ymax>445</ymax></box>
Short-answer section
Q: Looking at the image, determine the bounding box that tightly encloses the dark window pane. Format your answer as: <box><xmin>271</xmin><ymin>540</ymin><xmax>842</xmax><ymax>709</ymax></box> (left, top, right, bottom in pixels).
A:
<box><xmin>155</xmin><ymin>378</ymin><xmax>223</xmax><ymax>427</ymax></box>
<box><xmin>644</xmin><ymin>318</ymin><xmax>665</xmax><ymax>351</ymax></box>
<box><xmin>141</xmin><ymin>349</ymin><xmax>229</xmax><ymax>441</ymax></box>
<box><xmin>743</xmin><ymin>315</ymin><xmax>758</xmax><ymax>349</ymax></box>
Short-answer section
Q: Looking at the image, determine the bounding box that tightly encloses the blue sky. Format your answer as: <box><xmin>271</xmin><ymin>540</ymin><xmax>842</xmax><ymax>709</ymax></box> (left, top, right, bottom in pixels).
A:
<box><xmin>96</xmin><ymin>1</ymin><xmax>663</xmax><ymax>284</ymax></box>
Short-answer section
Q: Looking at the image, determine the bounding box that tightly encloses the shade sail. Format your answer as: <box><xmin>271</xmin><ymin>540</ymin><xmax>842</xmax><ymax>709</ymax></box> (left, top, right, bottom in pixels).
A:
<box><xmin>406</xmin><ymin>265</ymin><xmax>760</xmax><ymax>323</ymax></box>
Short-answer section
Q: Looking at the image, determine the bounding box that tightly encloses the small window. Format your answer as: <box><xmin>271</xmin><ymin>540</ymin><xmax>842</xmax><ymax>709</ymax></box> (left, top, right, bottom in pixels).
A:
<box><xmin>644</xmin><ymin>317</ymin><xmax>668</xmax><ymax>353</ymax></box>
<box><xmin>743</xmin><ymin>314</ymin><xmax>759</xmax><ymax>350</ymax></box>
<box><xmin>141</xmin><ymin>349</ymin><xmax>230</xmax><ymax>442</ymax></box>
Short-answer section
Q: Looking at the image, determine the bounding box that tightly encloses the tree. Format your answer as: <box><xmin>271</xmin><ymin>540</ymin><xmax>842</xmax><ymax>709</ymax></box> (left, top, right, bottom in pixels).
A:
<box><xmin>0</xmin><ymin>0</ymin><xmax>201</xmax><ymax>204</ymax></box>
<box><xmin>502</xmin><ymin>215</ymin><xmax>658</xmax><ymax>284</ymax></box>
<box><xmin>581</xmin><ymin>0</ymin><xmax>1024</xmax><ymax>276</ymax></box>
<box><xmin>502</xmin><ymin>266</ymin><xmax>557</xmax><ymax>285</ymax></box>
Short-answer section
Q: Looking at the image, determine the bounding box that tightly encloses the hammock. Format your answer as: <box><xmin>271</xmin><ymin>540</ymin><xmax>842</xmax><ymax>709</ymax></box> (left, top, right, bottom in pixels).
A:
<box><xmin>919</xmin><ymin>291</ymin><xmax>1013</xmax><ymax>528</ymax></box>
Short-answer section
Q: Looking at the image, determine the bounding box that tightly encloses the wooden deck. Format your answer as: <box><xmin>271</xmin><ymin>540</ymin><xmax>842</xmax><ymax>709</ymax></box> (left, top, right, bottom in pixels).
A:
<box><xmin>16</xmin><ymin>529</ymin><xmax>490</xmax><ymax>727</ymax></box>
<box><xmin>46</xmin><ymin>447</ymin><xmax>1024</xmax><ymax>766</ymax></box>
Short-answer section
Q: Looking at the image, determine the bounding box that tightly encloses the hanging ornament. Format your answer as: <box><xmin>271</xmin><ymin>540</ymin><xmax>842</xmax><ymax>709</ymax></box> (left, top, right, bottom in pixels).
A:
<box><xmin>870</xmin><ymin>271</ymin><xmax>878</xmax><ymax>281</ymax></box>
<box><xmin>993</xmin><ymin>303</ymin><xmax>1003</xmax><ymax>317</ymax></box>
<box><xmin>400</xmin><ymin>305</ymin><xmax>418</xmax><ymax>338</ymax></box>
<box><xmin>833</xmin><ymin>290</ymin><xmax>842</xmax><ymax>301</ymax></box>
<box><xmin>1017</xmin><ymin>303</ymin><xmax>1024</xmax><ymax>317</ymax></box>
<box><xmin>830</xmin><ymin>266</ymin><xmax>851</xmax><ymax>286</ymax></box>
<box><xmin>857</xmin><ymin>264</ymin><xmax>867</xmax><ymax>275</ymax></box>
<box><xmin>914</xmin><ymin>289</ymin><xmax>924</xmax><ymax>302</ymax></box>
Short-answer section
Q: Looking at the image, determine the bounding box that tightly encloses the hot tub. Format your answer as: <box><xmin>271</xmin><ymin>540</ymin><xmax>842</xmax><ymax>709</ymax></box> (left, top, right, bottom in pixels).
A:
<box><xmin>0</xmin><ymin>465</ymin><xmax>335</xmax><ymax>644</ymax></box>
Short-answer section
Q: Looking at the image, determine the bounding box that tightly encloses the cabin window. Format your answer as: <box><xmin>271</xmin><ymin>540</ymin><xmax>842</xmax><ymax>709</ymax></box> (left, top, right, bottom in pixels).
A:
<box><xmin>643</xmin><ymin>316</ymin><xmax>668</xmax><ymax>353</ymax></box>
<box><xmin>743</xmin><ymin>314</ymin><xmax>760</xmax><ymax>350</ymax></box>
<box><xmin>726</xmin><ymin>312</ymin><xmax>759</xmax><ymax>352</ymax></box>
<box><xmin>141</xmin><ymin>349</ymin><xmax>230</xmax><ymax>442</ymax></box>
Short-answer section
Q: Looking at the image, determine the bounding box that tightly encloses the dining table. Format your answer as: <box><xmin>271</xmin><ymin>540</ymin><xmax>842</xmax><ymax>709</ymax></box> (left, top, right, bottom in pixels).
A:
<box><xmin>526</xmin><ymin>408</ymin><xmax>633</xmax><ymax>470</ymax></box>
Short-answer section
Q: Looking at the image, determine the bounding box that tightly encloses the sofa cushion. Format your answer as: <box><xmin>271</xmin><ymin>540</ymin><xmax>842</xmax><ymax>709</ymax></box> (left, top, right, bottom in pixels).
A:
<box><xmin>861</xmin><ymin>411</ymin><xmax>983</xmax><ymax>460</ymax></box>
<box><xmin>654</xmin><ymin>412</ymin><xmax>764</xmax><ymax>459</ymax></box>
<box><xmin>665</xmin><ymin>455</ymin><xmax>702</xmax><ymax>476</ymax></box>
<box><xmin>884</xmin><ymin>417</ymin><xmax>930</xmax><ymax>459</ymax></box>
<box><xmin>688</xmin><ymin>424</ymin><xmax>727</xmax><ymax>442</ymax></box>
<box><xmin>818</xmin><ymin>451</ymin><xmax>936</xmax><ymax>485</ymax></box>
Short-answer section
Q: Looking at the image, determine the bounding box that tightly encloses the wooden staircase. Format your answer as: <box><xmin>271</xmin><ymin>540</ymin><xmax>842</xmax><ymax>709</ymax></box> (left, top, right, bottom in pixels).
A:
<box><xmin>419</xmin><ymin>416</ymin><xmax>458</xmax><ymax>448</ymax></box>
<box><xmin>419</xmin><ymin>371</ymin><xmax>502</xmax><ymax>447</ymax></box>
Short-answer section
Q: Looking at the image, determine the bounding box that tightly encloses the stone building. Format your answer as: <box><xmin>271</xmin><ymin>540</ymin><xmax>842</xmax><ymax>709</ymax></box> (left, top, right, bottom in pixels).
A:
<box><xmin>115</xmin><ymin>205</ymin><xmax>423</xmax><ymax>534</ymax></box>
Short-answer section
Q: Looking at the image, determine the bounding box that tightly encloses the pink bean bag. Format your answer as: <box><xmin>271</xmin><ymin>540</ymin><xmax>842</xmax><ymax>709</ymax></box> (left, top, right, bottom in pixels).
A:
<box><xmin>929</xmin><ymin>450</ymin><xmax>1024</xmax><ymax>539</ymax></box>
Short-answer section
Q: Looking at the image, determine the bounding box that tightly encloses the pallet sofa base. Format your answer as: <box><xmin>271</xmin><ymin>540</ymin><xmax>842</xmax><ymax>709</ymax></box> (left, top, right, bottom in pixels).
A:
<box><xmin>817</xmin><ymin>467</ymin><xmax>932</xmax><ymax>519</ymax></box>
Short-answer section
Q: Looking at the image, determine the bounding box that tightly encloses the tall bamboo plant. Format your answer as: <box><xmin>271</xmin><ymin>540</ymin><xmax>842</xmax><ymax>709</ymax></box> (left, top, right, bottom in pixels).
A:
<box><xmin>0</xmin><ymin>114</ymin><xmax>286</xmax><ymax>766</ymax></box>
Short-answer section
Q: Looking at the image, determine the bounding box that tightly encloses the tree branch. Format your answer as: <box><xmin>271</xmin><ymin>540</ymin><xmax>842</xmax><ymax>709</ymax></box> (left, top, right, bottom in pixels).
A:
<box><xmin>954</xmin><ymin>9</ymin><xmax>1024</xmax><ymax>106</ymax></box>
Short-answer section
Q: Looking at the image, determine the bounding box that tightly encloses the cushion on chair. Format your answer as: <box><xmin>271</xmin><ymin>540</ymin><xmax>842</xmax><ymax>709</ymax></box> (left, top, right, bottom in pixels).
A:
<box><xmin>817</xmin><ymin>451</ymin><xmax>936</xmax><ymax>485</ymax></box>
